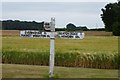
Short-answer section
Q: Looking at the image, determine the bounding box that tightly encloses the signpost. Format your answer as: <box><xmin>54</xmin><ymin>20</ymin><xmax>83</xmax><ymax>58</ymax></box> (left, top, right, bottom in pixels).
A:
<box><xmin>44</xmin><ymin>17</ymin><xmax>55</xmax><ymax>78</ymax></box>
<box><xmin>20</xmin><ymin>17</ymin><xmax>85</xmax><ymax>78</ymax></box>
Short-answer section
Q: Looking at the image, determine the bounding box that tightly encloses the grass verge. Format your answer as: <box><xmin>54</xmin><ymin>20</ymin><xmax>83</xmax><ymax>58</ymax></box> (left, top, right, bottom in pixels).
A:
<box><xmin>2</xmin><ymin>64</ymin><xmax>118</xmax><ymax>78</ymax></box>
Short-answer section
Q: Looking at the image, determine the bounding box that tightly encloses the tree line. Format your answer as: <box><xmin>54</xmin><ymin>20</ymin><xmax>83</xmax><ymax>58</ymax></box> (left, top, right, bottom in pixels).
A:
<box><xmin>1</xmin><ymin>20</ymin><xmax>105</xmax><ymax>31</ymax></box>
<box><xmin>1</xmin><ymin>20</ymin><xmax>44</xmax><ymax>30</ymax></box>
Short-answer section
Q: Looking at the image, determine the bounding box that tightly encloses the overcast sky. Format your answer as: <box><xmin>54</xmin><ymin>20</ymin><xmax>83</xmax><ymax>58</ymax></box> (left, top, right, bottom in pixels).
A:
<box><xmin>1</xmin><ymin>0</ymin><xmax>117</xmax><ymax>28</ymax></box>
<box><xmin>1</xmin><ymin>0</ymin><xmax>117</xmax><ymax>2</ymax></box>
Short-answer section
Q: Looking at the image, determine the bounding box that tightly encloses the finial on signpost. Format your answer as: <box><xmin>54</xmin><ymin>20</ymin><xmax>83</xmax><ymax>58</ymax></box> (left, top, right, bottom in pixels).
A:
<box><xmin>50</xmin><ymin>17</ymin><xmax>55</xmax><ymax>32</ymax></box>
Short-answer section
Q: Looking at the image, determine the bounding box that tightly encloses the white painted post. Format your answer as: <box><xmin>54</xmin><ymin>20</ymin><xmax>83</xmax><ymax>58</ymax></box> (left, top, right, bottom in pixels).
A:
<box><xmin>49</xmin><ymin>18</ymin><xmax>55</xmax><ymax>78</ymax></box>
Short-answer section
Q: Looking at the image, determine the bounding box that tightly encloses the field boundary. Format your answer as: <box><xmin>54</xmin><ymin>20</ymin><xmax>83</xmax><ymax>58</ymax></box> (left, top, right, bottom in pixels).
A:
<box><xmin>1</xmin><ymin>30</ymin><xmax>113</xmax><ymax>36</ymax></box>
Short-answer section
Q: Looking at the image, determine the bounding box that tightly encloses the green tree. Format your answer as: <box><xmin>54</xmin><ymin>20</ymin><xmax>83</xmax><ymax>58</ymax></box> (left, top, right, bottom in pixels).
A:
<box><xmin>101</xmin><ymin>3</ymin><xmax>117</xmax><ymax>31</ymax></box>
<box><xmin>101</xmin><ymin>1</ymin><xmax>120</xmax><ymax>36</ymax></box>
<box><xmin>112</xmin><ymin>22</ymin><xmax>120</xmax><ymax>36</ymax></box>
<box><xmin>66</xmin><ymin>23</ymin><xmax>76</xmax><ymax>31</ymax></box>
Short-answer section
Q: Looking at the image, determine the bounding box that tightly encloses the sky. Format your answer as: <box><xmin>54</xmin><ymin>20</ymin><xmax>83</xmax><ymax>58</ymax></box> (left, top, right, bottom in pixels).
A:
<box><xmin>1</xmin><ymin>0</ymin><xmax>117</xmax><ymax>2</ymax></box>
<box><xmin>1</xmin><ymin>0</ymin><xmax>117</xmax><ymax>29</ymax></box>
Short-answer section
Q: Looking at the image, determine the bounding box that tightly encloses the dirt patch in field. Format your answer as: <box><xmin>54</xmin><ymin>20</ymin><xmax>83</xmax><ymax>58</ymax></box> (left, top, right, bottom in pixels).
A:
<box><xmin>0</xmin><ymin>30</ymin><xmax>2</xmax><ymax>36</ymax></box>
<box><xmin>84</xmin><ymin>31</ymin><xmax>113</xmax><ymax>36</ymax></box>
<box><xmin>1</xmin><ymin>30</ymin><xmax>20</xmax><ymax>36</ymax></box>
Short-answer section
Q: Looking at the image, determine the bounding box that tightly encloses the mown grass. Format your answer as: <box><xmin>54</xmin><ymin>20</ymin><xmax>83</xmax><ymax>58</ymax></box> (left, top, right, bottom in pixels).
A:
<box><xmin>2</xmin><ymin>64</ymin><xmax>118</xmax><ymax>78</ymax></box>
<box><xmin>2</xmin><ymin>36</ymin><xmax>119</xmax><ymax>69</ymax></box>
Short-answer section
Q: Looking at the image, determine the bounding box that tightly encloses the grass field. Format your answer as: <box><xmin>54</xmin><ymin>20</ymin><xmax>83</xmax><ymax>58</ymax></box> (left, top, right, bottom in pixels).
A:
<box><xmin>2</xmin><ymin>36</ymin><xmax>118</xmax><ymax>53</ymax></box>
<box><xmin>1</xmin><ymin>31</ymin><xmax>119</xmax><ymax>78</ymax></box>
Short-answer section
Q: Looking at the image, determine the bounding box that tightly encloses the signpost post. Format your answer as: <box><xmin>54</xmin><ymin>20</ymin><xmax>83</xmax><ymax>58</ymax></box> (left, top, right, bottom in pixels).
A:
<box><xmin>49</xmin><ymin>18</ymin><xmax>55</xmax><ymax>78</ymax></box>
<box><xmin>44</xmin><ymin>17</ymin><xmax>55</xmax><ymax>78</ymax></box>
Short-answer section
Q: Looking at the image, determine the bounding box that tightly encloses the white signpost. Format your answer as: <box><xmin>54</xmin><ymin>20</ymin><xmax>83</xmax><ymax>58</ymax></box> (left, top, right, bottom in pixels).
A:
<box><xmin>20</xmin><ymin>18</ymin><xmax>55</xmax><ymax>78</ymax></box>
<box><xmin>20</xmin><ymin>18</ymin><xmax>84</xmax><ymax>78</ymax></box>
<box><xmin>44</xmin><ymin>17</ymin><xmax>55</xmax><ymax>78</ymax></box>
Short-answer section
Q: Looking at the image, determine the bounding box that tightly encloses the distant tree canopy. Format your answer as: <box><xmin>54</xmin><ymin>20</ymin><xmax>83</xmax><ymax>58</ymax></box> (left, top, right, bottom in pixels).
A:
<box><xmin>1</xmin><ymin>20</ymin><xmax>44</xmax><ymax>30</ymax></box>
<box><xmin>1</xmin><ymin>20</ymin><xmax>105</xmax><ymax>31</ymax></box>
<box><xmin>66</xmin><ymin>23</ymin><xmax>88</xmax><ymax>31</ymax></box>
<box><xmin>101</xmin><ymin>1</ymin><xmax>120</xmax><ymax>36</ymax></box>
<box><xmin>66</xmin><ymin>23</ymin><xmax>76</xmax><ymax>31</ymax></box>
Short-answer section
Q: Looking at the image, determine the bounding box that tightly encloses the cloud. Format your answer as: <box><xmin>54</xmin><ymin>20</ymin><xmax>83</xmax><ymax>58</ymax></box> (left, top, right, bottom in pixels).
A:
<box><xmin>2</xmin><ymin>2</ymin><xmax>106</xmax><ymax>28</ymax></box>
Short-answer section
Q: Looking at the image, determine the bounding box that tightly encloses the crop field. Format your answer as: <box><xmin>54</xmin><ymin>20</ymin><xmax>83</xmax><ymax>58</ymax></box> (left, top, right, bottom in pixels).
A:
<box><xmin>2</xmin><ymin>35</ymin><xmax>119</xmax><ymax>69</ymax></box>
